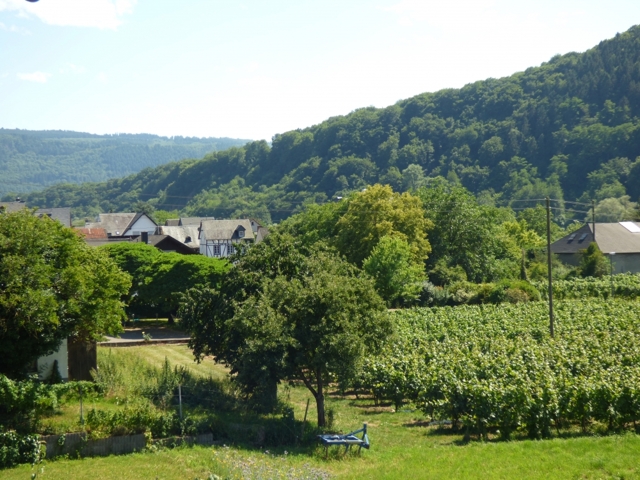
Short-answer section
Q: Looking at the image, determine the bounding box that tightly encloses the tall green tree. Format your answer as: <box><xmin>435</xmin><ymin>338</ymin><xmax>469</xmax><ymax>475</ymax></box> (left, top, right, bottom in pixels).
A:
<box><xmin>102</xmin><ymin>243</ymin><xmax>228</xmax><ymax>318</ymax></box>
<box><xmin>179</xmin><ymin>233</ymin><xmax>389</xmax><ymax>425</ymax></box>
<box><xmin>336</xmin><ymin>184</ymin><xmax>432</xmax><ymax>266</ymax></box>
<box><xmin>363</xmin><ymin>235</ymin><xmax>426</xmax><ymax>307</ymax></box>
<box><xmin>417</xmin><ymin>180</ymin><xmax>516</xmax><ymax>282</ymax></box>
<box><xmin>580</xmin><ymin>243</ymin><xmax>609</xmax><ymax>278</ymax></box>
<box><xmin>0</xmin><ymin>210</ymin><xmax>130</xmax><ymax>377</ymax></box>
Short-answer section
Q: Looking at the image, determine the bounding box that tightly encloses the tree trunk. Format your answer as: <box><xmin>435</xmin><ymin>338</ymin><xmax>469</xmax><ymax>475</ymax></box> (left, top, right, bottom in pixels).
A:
<box><xmin>316</xmin><ymin>370</ymin><xmax>325</xmax><ymax>427</ymax></box>
<box><xmin>298</xmin><ymin>368</ymin><xmax>325</xmax><ymax>427</ymax></box>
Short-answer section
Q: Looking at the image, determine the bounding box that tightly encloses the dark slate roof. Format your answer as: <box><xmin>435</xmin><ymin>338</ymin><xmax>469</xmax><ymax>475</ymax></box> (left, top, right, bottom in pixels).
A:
<box><xmin>200</xmin><ymin>219</ymin><xmax>253</xmax><ymax>241</ymax></box>
<box><xmin>551</xmin><ymin>222</ymin><xmax>640</xmax><ymax>255</ymax></box>
<box><xmin>255</xmin><ymin>225</ymin><xmax>269</xmax><ymax>243</ymax></box>
<box><xmin>156</xmin><ymin>225</ymin><xmax>201</xmax><ymax>248</ymax></box>
<box><xmin>551</xmin><ymin>224</ymin><xmax>594</xmax><ymax>254</ymax></box>
<box><xmin>0</xmin><ymin>202</ymin><xmax>72</xmax><ymax>227</ymax></box>
<box><xmin>84</xmin><ymin>212</ymin><xmax>155</xmax><ymax>237</ymax></box>
<box><xmin>85</xmin><ymin>213</ymin><xmax>137</xmax><ymax>236</ymax></box>
<box><xmin>133</xmin><ymin>235</ymin><xmax>198</xmax><ymax>254</ymax></box>
<box><xmin>37</xmin><ymin>208</ymin><xmax>71</xmax><ymax>227</ymax></box>
<box><xmin>0</xmin><ymin>201</ymin><xmax>27</xmax><ymax>213</ymax></box>
<box><xmin>592</xmin><ymin>222</ymin><xmax>640</xmax><ymax>254</ymax></box>
<box><xmin>179</xmin><ymin>217</ymin><xmax>215</xmax><ymax>226</ymax></box>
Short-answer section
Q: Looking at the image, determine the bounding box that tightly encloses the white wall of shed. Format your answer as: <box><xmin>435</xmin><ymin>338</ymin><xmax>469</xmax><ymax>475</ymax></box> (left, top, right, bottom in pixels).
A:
<box><xmin>37</xmin><ymin>338</ymin><xmax>69</xmax><ymax>381</ymax></box>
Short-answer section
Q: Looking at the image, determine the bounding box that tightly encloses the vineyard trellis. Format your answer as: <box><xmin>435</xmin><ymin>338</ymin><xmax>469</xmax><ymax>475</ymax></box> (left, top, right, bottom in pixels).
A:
<box><xmin>357</xmin><ymin>300</ymin><xmax>640</xmax><ymax>439</ymax></box>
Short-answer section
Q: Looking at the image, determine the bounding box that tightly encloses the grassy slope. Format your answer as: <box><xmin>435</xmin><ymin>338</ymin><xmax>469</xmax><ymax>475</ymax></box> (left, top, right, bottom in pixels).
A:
<box><xmin>7</xmin><ymin>345</ymin><xmax>640</xmax><ymax>479</ymax></box>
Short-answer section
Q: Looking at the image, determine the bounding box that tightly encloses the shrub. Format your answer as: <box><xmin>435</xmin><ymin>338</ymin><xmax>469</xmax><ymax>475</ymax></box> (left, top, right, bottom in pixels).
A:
<box><xmin>428</xmin><ymin>259</ymin><xmax>467</xmax><ymax>286</ymax></box>
<box><xmin>580</xmin><ymin>242</ymin><xmax>609</xmax><ymax>278</ymax></box>
<box><xmin>0</xmin><ymin>431</ymin><xmax>43</xmax><ymax>469</ymax></box>
<box><xmin>86</xmin><ymin>400</ymin><xmax>180</xmax><ymax>438</ymax></box>
<box><xmin>0</xmin><ymin>375</ymin><xmax>57</xmax><ymax>433</ymax></box>
<box><xmin>486</xmin><ymin>280</ymin><xmax>540</xmax><ymax>304</ymax></box>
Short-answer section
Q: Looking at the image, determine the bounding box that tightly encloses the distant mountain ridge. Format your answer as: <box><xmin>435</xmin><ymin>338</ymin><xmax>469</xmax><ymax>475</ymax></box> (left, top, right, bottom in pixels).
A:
<box><xmin>17</xmin><ymin>25</ymin><xmax>640</xmax><ymax>224</ymax></box>
<box><xmin>0</xmin><ymin>129</ymin><xmax>249</xmax><ymax>196</ymax></box>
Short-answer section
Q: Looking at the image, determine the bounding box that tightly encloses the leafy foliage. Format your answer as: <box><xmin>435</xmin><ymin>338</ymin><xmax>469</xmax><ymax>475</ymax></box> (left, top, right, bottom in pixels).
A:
<box><xmin>0</xmin><ymin>431</ymin><xmax>43</xmax><ymax>469</ymax></box>
<box><xmin>179</xmin><ymin>233</ymin><xmax>390</xmax><ymax>426</ymax></box>
<box><xmin>359</xmin><ymin>300</ymin><xmax>640</xmax><ymax>439</ymax></box>
<box><xmin>579</xmin><ymin>242</ymin><xmax>610</xmax><ymax>278</ymax></box>
<box><xmin>363</xmin><ymin>235</ymin><xmax>426</xmax><ymax>306</ymax></box>
<box><xmin>0</xmin><ymin>374</ymin><xmax>99</xmax><ymax>433</ymax></box>
<box><xmin>101</xmin><ymin>243</ymin><xmax>229</xmax><ymax>317</ymax></box>
<box><xmin>535</xmin><ymin>273</ymin><xmax>640</xmax><ymax>300</ymax></box>
<box><xmin>0</xmin><ymin>210</ymin><xmax>130</xmax><ymax>377</ymax></box>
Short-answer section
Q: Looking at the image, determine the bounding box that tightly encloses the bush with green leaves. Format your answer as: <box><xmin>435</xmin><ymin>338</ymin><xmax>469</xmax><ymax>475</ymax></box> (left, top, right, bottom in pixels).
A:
<box><xmin>0</xmin><ymin>375</ymin><xmax>100</xmax><ymax>433</ymax></box>
<box><xmin>85</xmin><ymin>400</ymin><xmax>182</xmax><ymax>438</ymax></box>
<box><xmin>0</xmin><ymin>431</ymin><xmax>43</xmax><ymax>469</ymax></box>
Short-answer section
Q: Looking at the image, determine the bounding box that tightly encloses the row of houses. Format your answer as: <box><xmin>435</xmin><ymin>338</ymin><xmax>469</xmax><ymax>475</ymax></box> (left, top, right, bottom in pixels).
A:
<box><xmin>1</xmin><ymin>200</ymin><xmax>270</xmax><ymax>259</ymax></box>
<box><xmin>79</xmin><ymin>212</ymin><xmax>269</xmax><ymax>257</ymax></box>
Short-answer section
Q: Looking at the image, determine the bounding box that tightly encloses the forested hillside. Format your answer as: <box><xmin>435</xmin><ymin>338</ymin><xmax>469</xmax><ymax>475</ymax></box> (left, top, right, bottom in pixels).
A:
<box><xmin>0</xmin><ymin>130</ymin><xmax>249</xmax><ymax>196</ymax></box>
<box><xmin>17</xmin><ymin>26</ymin><xmax>640</xmax><ymax>223</ymax></box>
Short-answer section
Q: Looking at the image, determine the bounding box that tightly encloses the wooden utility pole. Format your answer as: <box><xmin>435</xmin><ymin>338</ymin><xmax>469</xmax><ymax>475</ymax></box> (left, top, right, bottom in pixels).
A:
<box><xmin>546</xmin><ymin>197</ymin><xmax>554</xmax><ymax>338</ymax></box>
<box><xmin>592</xmin><ymin>200</ymin><xmax>596</xmax><ymax>242</ymax></box>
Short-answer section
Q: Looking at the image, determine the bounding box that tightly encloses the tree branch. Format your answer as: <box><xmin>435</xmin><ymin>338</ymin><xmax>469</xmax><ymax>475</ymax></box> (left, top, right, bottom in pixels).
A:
<box><xmin>299</xmin><ymin>368</ymin><xmax>318</xmax><ymax>399</ymax></box>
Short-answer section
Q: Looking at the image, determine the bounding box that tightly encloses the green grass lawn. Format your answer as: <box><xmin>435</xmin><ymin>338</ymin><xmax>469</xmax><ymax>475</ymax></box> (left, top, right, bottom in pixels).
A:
<box><xmin>6</xmin><ymin>434</ymin><xmax>640</xmax><ymax>479</ymax></box>
<box><xmin>9</xmin><ymin>344</ymin><xmax>640</xmax><ymax>479</ymax></box>
<box><xmin>99</xmin><ymin>344</ymin><xmax>228</xmax><ymax>379</ymax></box>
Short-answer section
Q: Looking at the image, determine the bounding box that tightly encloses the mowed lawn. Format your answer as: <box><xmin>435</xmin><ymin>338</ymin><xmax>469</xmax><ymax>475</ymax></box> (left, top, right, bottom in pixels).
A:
<box><xmin>100</xmin><ymin>343</ymin><xmax>229</xmax><ymax>379</ymax></box>
<box><xmin>6</xmin><ymin>344</ymin><xmax>640</xmax><ymax>479</ymax></box>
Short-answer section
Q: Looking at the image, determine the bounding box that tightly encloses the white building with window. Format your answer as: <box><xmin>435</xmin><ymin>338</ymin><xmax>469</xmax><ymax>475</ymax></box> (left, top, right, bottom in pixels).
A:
<box><xmin>551</xmin><ymin>221</ymin><xmax>640</xmax><ymax>273</ymax></box>
<box><xmin>85</xmin><ymin>212</ymin><xmax>157</xmax><ymax>237</ymax></box>
<box><xmin>198</xmin><ymin>219</ymin><xmax>257</xmax><ymax>258</ymax></box>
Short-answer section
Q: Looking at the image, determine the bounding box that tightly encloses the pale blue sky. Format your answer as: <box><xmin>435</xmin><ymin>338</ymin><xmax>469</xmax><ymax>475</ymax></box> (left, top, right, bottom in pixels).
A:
<box><xmin>1</xmin><ymin>0</ymin><xmax>640</xmax><ymax>140</ymax></box>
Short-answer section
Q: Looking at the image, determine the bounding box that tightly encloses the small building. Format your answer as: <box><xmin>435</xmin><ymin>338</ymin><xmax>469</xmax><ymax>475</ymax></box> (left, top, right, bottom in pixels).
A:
<box><xmin>155</xmin><ymin>217</ymin><xmax>212</xmax><ymax>252</ymax></box>
<box><xmin>133</xmin><ymin>232</ymin><xmax>198</xmax><ymax>254</ymax></box>
<box><xmin>551</xmin><ymin>221</ymin><xmax>640</xmax><ymax>273</ymax></box>
<box><xmin>199</xmin><ymin>219</ymin><xmax>256</xmax><ymax>258</ymax></box>
<box><xmin>0</xmin><ymin>200</ymin><xmax>71</xmax><ymax>227</ymax></box>
<box><xmin>36</xmin><ymin>338</ymin><xmax>97</xmax><ymax>382</ymax></box>
<box><xmin>84</xmin><ymin>212</ymin><xmax>157</xmax><ymax>238</ymax></box>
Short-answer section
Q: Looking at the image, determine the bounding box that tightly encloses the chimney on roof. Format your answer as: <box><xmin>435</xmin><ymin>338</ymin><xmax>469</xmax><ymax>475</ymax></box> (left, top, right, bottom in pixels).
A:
<box><xmin>141</xmin><ymin>231</ymin><xmax>149</xmax><ymax>244</ymax></box>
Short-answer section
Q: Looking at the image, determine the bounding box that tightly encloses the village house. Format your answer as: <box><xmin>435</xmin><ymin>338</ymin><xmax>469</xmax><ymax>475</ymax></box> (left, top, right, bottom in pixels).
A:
<box><xmin>198</xmin><ymin>219</ymin><xmax>258</xmax><ymax>258</ymax></box>
<box><xmin>84</xmin><ymin>212</ymin><xmax>157</xmax><ymax>237</ymax></box>
<box><xmin>551</xmin><ymin>221</ymin><xmax>640</xmax><ymax>273</ymax></box>
<box><xmin>0</xmin><ymin>199</ymin><xmax>72</xmax><ymax>227</ymax></box>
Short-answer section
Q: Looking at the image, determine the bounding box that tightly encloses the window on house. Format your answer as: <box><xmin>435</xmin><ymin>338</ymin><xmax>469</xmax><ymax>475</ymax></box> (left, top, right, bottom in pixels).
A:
<box><xmin>228</xmin><ymin>244</ymin><xmax>236</xmax><ymax>255</ymax></box>
<box><xmin>213</xmin><ymin>244</ymin><xmax>221</xmax><ymax>256</ymax></box>
<box><xmin>238</xmin><ymin>229</ymin><xmax>245</xmax><ymax>238</ymax></box>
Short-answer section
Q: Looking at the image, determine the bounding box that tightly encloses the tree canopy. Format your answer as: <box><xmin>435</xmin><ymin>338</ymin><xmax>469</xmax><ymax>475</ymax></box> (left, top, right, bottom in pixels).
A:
<box><xmin>0</xmin><ymin>210</ymin><xmax>130</xmax><ymax>377</ymax></box>
<box><xmin>101</xmin><ymin>243</ymin><xmax>229</xmax><ymax>318</ymax></box>
<box><xmin>0</xmin><ymin>129</ymin><xmax>248</xmax><ymax>198</ymax></box>
<box><xmin>178</xmin><ymin>233</ymin><xmax>389</xmax><ymax>425</ymax></box>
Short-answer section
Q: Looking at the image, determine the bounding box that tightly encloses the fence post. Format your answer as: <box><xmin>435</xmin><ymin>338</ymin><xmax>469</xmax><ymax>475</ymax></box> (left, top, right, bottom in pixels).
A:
<box><xmin>178</xmin><ymin>385</ymin><xmax>183</xmax><ymax>420</ymax></box>
<box><xmin>79</xmin><ymin>385</ymin><xmax>85</xmax><ymax>426</ymax></box>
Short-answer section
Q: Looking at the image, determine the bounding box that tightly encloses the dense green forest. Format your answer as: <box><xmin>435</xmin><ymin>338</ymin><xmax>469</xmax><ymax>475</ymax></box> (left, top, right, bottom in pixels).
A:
<box><xmin>14</xmin><ymin>26</ymin><xmax>640</xmax><ymax>223</ymax></box>
<box><xmin>0</xmin><ymin>129</ymin><xmax>249</xmax><ymax>196</ymax></box>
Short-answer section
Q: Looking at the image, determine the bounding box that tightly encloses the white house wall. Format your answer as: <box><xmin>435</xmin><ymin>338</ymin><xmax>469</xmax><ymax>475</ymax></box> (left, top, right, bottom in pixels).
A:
<box><xmin>37</xmin><ymin>338</ymin><xmax>69</xmax><ymax>381</ymax></box>
<box><xmin>202</xmin><ymin>240</ymin><xmax>239</xmax><ymax>258</ymax></box>
<box><xmin>124</xmin><ymin>216</ymin><xmax>157</xmax><ymax>236</ymax></box>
